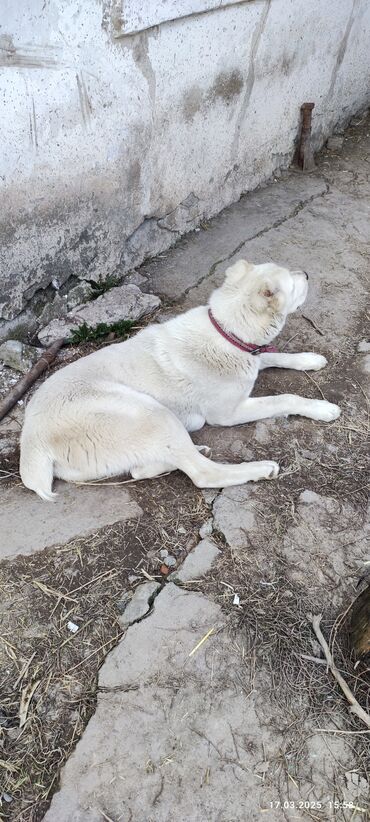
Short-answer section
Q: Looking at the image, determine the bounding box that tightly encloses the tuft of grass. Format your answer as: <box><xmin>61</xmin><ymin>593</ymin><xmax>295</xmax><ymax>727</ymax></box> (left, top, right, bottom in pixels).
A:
<box><xmin>69</xmin><ymin>319</ymin><xmax>134</xmax><ymax>345</ymax></box>
<box><xmin>88</xmin><ymin>275</ymin><xmax>122</xmax><ymax>299</ymax></box>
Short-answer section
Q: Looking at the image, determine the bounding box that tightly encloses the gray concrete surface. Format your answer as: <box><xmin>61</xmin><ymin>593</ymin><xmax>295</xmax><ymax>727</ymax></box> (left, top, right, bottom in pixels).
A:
<box><xmin>0</xmin><ymin>483</ymin><xmax>142</xmax><ymax>559</ymax></box>
<box><xmin>45</xmin><ymin>584</ymin><xmax>286</xmax><ymax>822</ymax></box>
<box><xmin>170</xmin><ymin>537</ymin><xmax>220</xmax><ymax>582</ymax></box>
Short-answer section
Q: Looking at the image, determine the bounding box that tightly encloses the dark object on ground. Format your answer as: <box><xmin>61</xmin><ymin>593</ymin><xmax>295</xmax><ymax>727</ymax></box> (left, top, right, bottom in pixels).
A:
<box><xmin>296</xmin><ymin>102</ymin><xmax>316</xmax><ymax>171</ymax></box>
<box><xmin>0</xmin><ymin>338</ymin><xmax>65</xmax><ymax>422</ymax></box>
<box><xmin>350</xmin><ymin>583</ymin><xmax>370</xmax><ymax>660</ymax></box>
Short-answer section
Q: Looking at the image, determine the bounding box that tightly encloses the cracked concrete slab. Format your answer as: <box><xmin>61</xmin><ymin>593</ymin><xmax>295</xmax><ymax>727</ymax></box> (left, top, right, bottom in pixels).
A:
<box><xmin>119</xmin><ymin>580</ymin><xmax>161</xmax><ymax>626</ymax></box>
<box><xmin>44</xmin><ymin>584</ymin><xmax>285</xmax><ymax>822</ymax></box>
<box><xmin>143</xmin><ymin>174</ymin><xmax>326</xmax><ymax>301</ymax></box>
<box><xmin>0</xmin><ymin>483</ymin><xmax>142</xmax><ymax>559</ymax></box>
<box><xmin>169</xmin><ymin>537</ymin><xmax>221</xmax><ymax>582</ymax></box>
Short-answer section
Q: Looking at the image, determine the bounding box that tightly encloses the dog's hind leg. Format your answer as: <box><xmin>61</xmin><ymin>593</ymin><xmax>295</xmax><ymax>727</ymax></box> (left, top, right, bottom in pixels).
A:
<box><xmin>131</xmin><ymin>460</ymin><xmax>176</xmax><ymax>480</ymax></box>
<box><xmin>163</xmin><ymin>425</ymin><xmax>279</xmax><ymax>488</ymax></box>
<box><xmin>176</xmin><ymin>447</ymin><xmax>279</xmax><ymax>488</ymax></box>
<box><xmin>19</xmin><ymin>437</ymin><xmax>56</xmax><ymax>501</ymax></box>
<box><xmin>129</xmin><ymin>405</ymin><xmax>279</xmax><ymax>489</ymax></box>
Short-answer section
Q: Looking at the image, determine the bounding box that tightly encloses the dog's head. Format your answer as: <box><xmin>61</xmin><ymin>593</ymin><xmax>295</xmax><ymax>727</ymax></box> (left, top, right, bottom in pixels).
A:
<box><xmin>210</xmin><ymin>260</ymin><xmax>308</xmax><ymax>344</ymax></box>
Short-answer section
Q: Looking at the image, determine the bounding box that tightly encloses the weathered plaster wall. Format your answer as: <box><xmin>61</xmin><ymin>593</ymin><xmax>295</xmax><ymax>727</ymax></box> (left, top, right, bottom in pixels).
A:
<box><xmin>0</xmin><ymin>0</ymin><xmax>369</xmax><ymax>336</ymax></box>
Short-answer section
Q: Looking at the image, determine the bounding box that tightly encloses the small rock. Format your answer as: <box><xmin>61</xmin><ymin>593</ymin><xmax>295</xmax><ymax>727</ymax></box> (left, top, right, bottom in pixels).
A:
<box><xmin>170</xmin><ymin>538</ymin><xmax>221</xmax><ymax>583</ymax></box>
<box><xmin>199</xmin><ymin>518</ymin><xmax>213</xmax><ymax>539</ymax></box>
<box><xmin>38</xmin><ymin>318</ymin><xmax>79</xmax><ymax>346</ymax></box>
<box><xmin>38</xmin><ymin>293</ymin><xmax>68</xmax><ymax>326</ymax></box>
<box><xmin>67</xmin><ymin>281</ymin><xmax>94</xmax><ymax>309</ymax></box>
<box><xmin>73</xmin><ymin>285</ymin><xmax>160</xmax><ymax>327</ymax></box>
<box><xmin>0</xmin><ymin>340</ymin><xmax>41</xmax><ymax>373</ymax></box>
<box><xmin>159</xmin><ymin>549</ymin><xmax>168</xmax><ymax>559</ymax></box>
<box><xmin>327</xmin><ymin>135</ymin><xmax>344</xmax><ymax>151</ymax></box>
<box><xmin>124</xmin><ymin>271</ymin><xmax>149</xmax><ymax>290</ymax></box>
<box><xmin>116</xmin><ymin>591</ymin><xmax>133</xmax><ymax>614</ymax></box>
<box><xmin>202</xmin><ymin>489</ymin><xmax>219</xmax><ymax>506</ymax></box>
<box><xmin>177</xmin><ymin>525</ymin><xmax>186</xmax><ymax>535</ymax></box>
<box><xmin>357</xmin><ymin>339</ymin><xmax>370</xmax><ymax>353</ymax></box>
<box><xmin>119</xmin><ymin>581</ymin><xmax>160</xmax><ymax>627</ymax></box>
<box><xmin>164</xmin><ymin>555</ymin><xmax>176</xmax><ymax>567</ymax></box>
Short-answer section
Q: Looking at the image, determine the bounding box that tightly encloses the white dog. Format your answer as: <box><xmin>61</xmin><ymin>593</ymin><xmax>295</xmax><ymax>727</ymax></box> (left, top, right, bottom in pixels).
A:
<box><xmin>20</xmin><ymin>261</ymin><xmax>340</xmax><ymax>500</ymax></box>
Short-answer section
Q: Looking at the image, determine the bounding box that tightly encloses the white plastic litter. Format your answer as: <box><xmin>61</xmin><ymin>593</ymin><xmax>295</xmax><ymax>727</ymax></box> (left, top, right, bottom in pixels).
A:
<box><xmin>233</xmin><ymin>593</ymin><xmax>240</xmax><ymax>606</ymax></box>
<box><xmin>67</xmin><ymin>621</ymin><xmax>79</xmax><ymax>634</ymax></box>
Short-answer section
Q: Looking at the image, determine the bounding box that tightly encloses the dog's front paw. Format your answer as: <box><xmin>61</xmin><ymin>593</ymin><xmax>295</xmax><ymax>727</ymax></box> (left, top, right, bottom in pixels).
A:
<box><xmin>308</xmin><ymin>400</ymin><xmax>341</xmax><ymax>422</ymax></box>
<box><xmin>299</xmin><ymin>353</ymin><xmax>328</xmax><ymax>371</ymax></box>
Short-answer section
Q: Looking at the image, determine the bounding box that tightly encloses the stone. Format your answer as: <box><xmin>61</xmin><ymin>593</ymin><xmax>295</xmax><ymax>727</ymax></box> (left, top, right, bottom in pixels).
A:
<box><xmin>38</xmin><ymin>293</ymin><xmax>69</xmax><ymax>327</ymax></box>
<box><xmin>170</xmin><ymin>538</ymin><xmax>221</xmax><ymax>583</ymax></box>
<box><xmin>119</xmin><ymin>581</ymin><xmax>160</xmax><ymax>627</ymax></box>
<box><xmin>199</xmin><ymin>518</ymin><xmax>213</xmax><ymax>538</ymax></box>
<box><xmin>115</xmin><ymin>591</ymin><xmax>133</xmax><ymax>614</ymax></box>
<box><xmin>38</xmin><ymin>285</ymin><xmax>161</xmax><ymax>346</ymax></box>
<box><xmin>37</xmin><ymin>318</ymin><xmax>80</xmax><ymax>346</ymax></box>
<box><xmin>66</xmin><ymin>281</ymin><xmax>95</xmax><ymax>309</ymax></box>
<box><xmin>73</xmin><ymin>284</ymin><xmax>161</xmax><ymax>326</ymax></box>
<box><xmin>327</xmin><ymin>135</ymin><xmax>344</xmax><ymax>151</ymax></box>
<box><xmin>361</xmin><ymin>354</ymin><xmax>370</xmax><ymax>374</ymax></box>
<box><xmin>357</xmin><ymin>339</ymin><xmax>370</xmax><ymax>353</ymax></box>
<box><xmin>0</xmin><ymin>340</ymin><xmax>41</xmax><ymax>373</ymax></box>
<box><xmin>123</xmin><ymin>270</ymin><xmax>149</xmax><ymax>290</ymax></box>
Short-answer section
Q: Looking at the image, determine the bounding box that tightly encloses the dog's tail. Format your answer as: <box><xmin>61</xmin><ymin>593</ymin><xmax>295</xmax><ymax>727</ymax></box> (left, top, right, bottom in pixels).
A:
<box><xmin>20</xmin><ymin>432</ymin><xmax>57</xmax><ymax>502</ymax></box>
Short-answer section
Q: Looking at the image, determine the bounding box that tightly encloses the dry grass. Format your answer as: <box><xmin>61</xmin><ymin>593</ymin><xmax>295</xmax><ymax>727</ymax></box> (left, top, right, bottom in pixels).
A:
<box><xmin>0</xmin><ymin>477</ymin><xmax>207</xmax><ymax>821</ymax></box>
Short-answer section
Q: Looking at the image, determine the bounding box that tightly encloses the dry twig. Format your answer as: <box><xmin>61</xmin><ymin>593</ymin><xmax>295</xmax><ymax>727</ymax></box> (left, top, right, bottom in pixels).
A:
<box><xmin>309</xmin><ymin>613</ymin><xmax>370</xmax><ymax>730</ymax></box>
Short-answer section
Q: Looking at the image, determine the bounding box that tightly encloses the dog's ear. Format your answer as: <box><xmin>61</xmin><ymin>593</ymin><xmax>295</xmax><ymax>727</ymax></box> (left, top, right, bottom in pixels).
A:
<box><xmin>258</xmin><ymin>281</ymin><xmax>284</xmax><ymax>310</ymax></box>
<box><xmin>225</xmin><ymin>259</ymin><xmax>253</xmax><ymax>284</ymax></box>
<box><xmin>259</xmin><ymin>284</ymin><xmax>275</xmax><ymax>299</ymax></box>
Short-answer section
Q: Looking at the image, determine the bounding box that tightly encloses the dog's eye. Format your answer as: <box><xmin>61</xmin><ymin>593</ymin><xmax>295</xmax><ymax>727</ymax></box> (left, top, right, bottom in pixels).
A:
<box><xmin>263</xmin><ymin>288</ymin><xmax>274</xmax><ymax>298</ymax></box>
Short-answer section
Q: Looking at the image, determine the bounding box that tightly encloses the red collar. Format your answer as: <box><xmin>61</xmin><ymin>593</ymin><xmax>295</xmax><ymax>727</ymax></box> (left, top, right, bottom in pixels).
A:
<box><xmin>208</xmin><ymin>309</ymin><xmax>278</xmax><ymax>355</ymax></box>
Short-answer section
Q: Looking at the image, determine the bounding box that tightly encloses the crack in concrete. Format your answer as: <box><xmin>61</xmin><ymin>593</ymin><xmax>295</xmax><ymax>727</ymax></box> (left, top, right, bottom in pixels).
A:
<box><xmin>181</xmin><ymin>179</ymin><xmax>331</xmax><ymax>299</ymax></box>
<box><xmin>327</xmin><ymin>0</ymin><xmax>356</xmax><ymax>100</ymax></box>
<box><xmin>232</xmin><ymin>0</ymin><xmax>271</xmax><ymax>160</ymax></box>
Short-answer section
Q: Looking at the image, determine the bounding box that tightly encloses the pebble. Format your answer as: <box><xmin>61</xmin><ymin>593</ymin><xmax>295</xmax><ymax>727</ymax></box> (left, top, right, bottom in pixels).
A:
<box><xmin>199</xmin><ymin>518</ymin><xmax>213</xmax><ymax>538</ymax></box>
<box><xmin>0</xmin><ymin>340</ymin><xmax>41</xmax><ymax>373</ymax></box>
<box><xmin>357</xmin><ymin>339</ymin><xmax>370</xmax><ymax>353</ymax></box>
<box><xmin>327</xmin><ymin>135</ymin><xmax>344</xmax><ymax>151</ymax></box>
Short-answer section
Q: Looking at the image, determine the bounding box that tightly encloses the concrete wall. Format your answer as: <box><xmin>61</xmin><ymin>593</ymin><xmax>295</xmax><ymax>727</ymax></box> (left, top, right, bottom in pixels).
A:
<box><xmin>1</xmin><ymin>0</ymin><xmax>369</xmax><ymax>336</ymax></box>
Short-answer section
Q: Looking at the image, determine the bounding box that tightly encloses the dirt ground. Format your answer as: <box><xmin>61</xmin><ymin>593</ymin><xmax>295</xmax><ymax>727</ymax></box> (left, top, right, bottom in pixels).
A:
<box><xmin>0</xmin><ymin>114</ymin><xmax>369</xmax><ymax>822</ymax></box>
